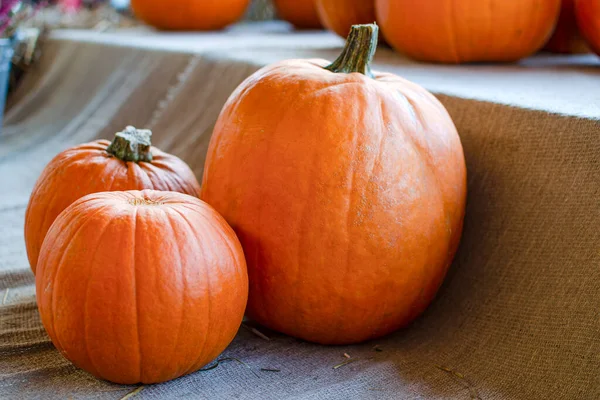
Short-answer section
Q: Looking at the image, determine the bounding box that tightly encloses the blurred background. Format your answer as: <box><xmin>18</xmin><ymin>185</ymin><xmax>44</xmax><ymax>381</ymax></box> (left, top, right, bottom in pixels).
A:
<box><xmin>0</xmin><ymin>0</ymin><xmax>598</xmax><ymax>129</ymax></box>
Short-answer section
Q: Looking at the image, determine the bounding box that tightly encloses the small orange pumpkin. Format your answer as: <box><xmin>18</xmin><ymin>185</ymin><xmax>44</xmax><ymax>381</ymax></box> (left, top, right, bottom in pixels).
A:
<box><xmin>25</xmin><ymin>127</ymin><xmax>200</xmax><ymax>274</ymax></box>
<box><xmin>315</xmin><ymin>0</ymin><xmax>376</xmax><ymax>38</ymax></box>
<box><xmin>36</xmin><ymin>190</ymin><xmax>248</xmax><ymax>384</ymax></box>
<box><xmin>376</xmin><ymin>0</ymin><xmax>562</xmax><ymax>63</ymax></box>
<box><xmin>273</xmin><ymin>0</ymin><xmax>322</xmax><ymax>29</ymax></box>
<box><xmin>201</xmin><ymin>24</ymin><xmax>467</xmax><ymax>345</ymax></box>
<box><xmin>130</xmin><ymin>0</ymin><xmax>250</xmax><ymax>31</ymax></box>
<box><xmin>544</xmin><ymin>0</ymin><xmax>590</xmax><ymax>53</ymax></box>
<box><xmin>576</xmin><ymin>0</ymin><xmax>600</xmax><ymax>55</ymax></box>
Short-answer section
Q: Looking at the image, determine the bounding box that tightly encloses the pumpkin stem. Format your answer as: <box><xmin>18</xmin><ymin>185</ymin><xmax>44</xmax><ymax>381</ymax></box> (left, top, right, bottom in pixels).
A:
<box><xmin>106</xmin><ymin>126</ymin><xmax>153</xmax><ymax>163</ymax></box>
<box><xmin>325</xmin><ymin>23</ymin><xmax>379</xmax><ymax>78</ymax></box>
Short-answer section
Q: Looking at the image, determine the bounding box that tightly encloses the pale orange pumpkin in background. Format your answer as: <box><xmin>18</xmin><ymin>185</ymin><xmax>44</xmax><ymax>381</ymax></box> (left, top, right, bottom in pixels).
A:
<box><xmin>25</xmin><ymin>127</ymin><xmax>200</xmax><ymax>274</ymax></box>
<box><xmin>273</xmin><ymin>0</ymin><xmax>322</xmax><ymax>29</ymax></box>
<box><xmin>36</xmin><ymin>190</ymin><xmax>248</xmax><ymax>384</ymax></box>
<box><xmin>201</xmin><ymin>25</ymin><xmax>467</xmax><ymax>345</ymax></box>
<box><xmin>376</xmin><ymin>0</ymin><xmax>562</xmax><ymax>63</ymax></box>
<box><xmin>544</xmin><ymin>0</ymin><xmax>590</xmax><ymax>53</ymax></box>
<box><xmin>131</xmin><ymin>0</ymin><xmax>250</xmax><ymax>30</ymax></box>
<box><xmin>315</xmin><ymin>0</ymin><xmax>376</xmax><ymax>38</ymax></box>
<box><xmin>576</xmin><ymin>0</ymin><xmax>600</xmax><ymax>55</ymax></box>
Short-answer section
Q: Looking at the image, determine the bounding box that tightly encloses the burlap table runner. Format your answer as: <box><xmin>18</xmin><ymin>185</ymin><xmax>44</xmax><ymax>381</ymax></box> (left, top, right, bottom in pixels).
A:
<box><xmin>1</xmin><ymin>26</ymin><xmax>599</xmax><ymax>399</ymax></box>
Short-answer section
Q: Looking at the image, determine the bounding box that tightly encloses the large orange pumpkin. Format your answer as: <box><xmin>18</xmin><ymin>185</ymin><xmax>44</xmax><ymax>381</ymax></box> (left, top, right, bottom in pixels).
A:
<box><xmin>273</xmin><ymin>0</ymin><xmax>322</xmax><ymax>29</ymax></box>
<box><xmin>376</xmin><ymin>0</ymin><xmax>562</xmax><ymax>63</ymax></box>
<box><xmin>25</xmin><ymin>126</ymin><xmax>200</xmax><ymax>274</ymax></box>
<box><xmin>315</xmin><ymin>0</ymin><xmax>376</xmax><ymax>38</ymax></box>
<box><xmin>576</xmin><ymin>0</ymin><xmax>600</xmax><ymax>55</ymax></box>
<box><xmin>130</xmin><ymin>0</ymin><xmax>250</xmax><ymax>31</ymax></box>
<box><xmin>36</xmin><ymin>190</ymin><xmax>248</xmax><ymax>384</ymax></box>
<box><xmin>201</xmin><ymin>24</ymin><xmax>467</xmax><ymax>345</ymax></box>
<box><xmin>544</xmin><ymin>0</ymin><xmax>590</xmax><ymax>53</ymax></box>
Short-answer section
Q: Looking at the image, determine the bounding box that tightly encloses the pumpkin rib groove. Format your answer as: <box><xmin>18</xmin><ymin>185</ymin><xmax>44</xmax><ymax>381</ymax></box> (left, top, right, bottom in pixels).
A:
<box><xmin>166</xmin><ymin>205</ymin><xmax>205</xmax><ymax>376</ymax></box>
<box><xmin>103</xmin><ymin>157</ymin><xmax>126</xmax><ymax>193</ymax></box>
<box><xmin>130</xmin><ymin>205</ymin><xmax>143</xmax><ymax>382</ymax></box>
<box><xmin>140</xmin><ymin>162</ymin><xmax>169</xmax><ymax>192</ymax></box>
<box><xmin>168</xmin><ymin>205</ymin><xmax>214</xmax><ymax>375</ymax></box>
<box><xmin>58</xmin><ymin>205</ymin><xmax>114</xmax><ymax>378</ymax></box>
<box><xmin>365</xmin><ymin>96</ymin><xmax>391</xmax><ymax>338</ymax></box>
<box><xmin>161</xmin><ymin>163</ymin><xmax>190</xmax><ymax>193</ymax></box>
<box><xmin>192</xmin><ymin>216</ymin><xmax>214</xmax><ymax>375</ymax></box>
<box><xmin>179</xmin><ymin>204</ymin><xmax>240</xmax><ymax>280</ymax></box>
<box><xmin>34</xmin><ymin>175</ymin><xmax>69</xmax><ymax>263</ymax></box>
<box><xmin>289</xmin><ymin>111</ymin><xmax>326</xmax><ymax>337</ymax></box>
<box><xmin>81</xmin><ymin>214</ymin><xmax>118</xmax><ymax>380</ymax></box>
<box><xmin>162</xmin><ymin>208</ymin><xmax>187</xmax><ymax>379</ymax></box>
<box><xmin>36</xmin><ymin>205</ymin><xmax>86</xmax><ymax>349</ymax></box>
<box><xmin>336</xmin><ymin>90</ymin><xmax>364</xmax><ymax>344</ymax></box>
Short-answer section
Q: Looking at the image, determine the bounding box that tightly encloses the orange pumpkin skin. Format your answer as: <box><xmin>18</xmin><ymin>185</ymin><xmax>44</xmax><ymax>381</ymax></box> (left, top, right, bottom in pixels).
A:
<box><xmin>131</xmin><ymin>0</ymin><xmax>250</xmax><ymax>31</ymax></box>
<box><xmin>576</xmin><ymin>0</ymin><xmax>600</xmax><ymax>55</ymax></box>
<box><xmin>376</xmin><ymin>0</ymin><xmax>561</xmax><ymax>63</ymax></box>
<box><xmin>273</xmin><ymin>0</ymin><xmax>322</xmax><ymax>29</ymax></box>
<box><xmin>25</xmin><ymin>129</ymin><xmax>200</xmax><ymax>275</ymax></box>
<box><xmin>316</xmin><ymin>0</ymin><xmax>376</xmax><ymax>38</ymax></box>
<box><xmin>545</xmin><ymin>0</ymin><xmax>590</xmax><ymax>53</ymax></box>
<box><xmin>36</xmin><ymin>190</ymin><xmax>248</xmax><ymax>384</ymax></box>
<box><xmin>201</xmin><ymin>27</ymin><xmax>467</xmax><ymax>345</ymax></box>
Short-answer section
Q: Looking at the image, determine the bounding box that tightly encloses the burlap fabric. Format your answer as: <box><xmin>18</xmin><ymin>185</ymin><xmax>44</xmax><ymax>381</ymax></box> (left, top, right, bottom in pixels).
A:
<box><xmin>1</xmin><ymin>28</ymin><xmax>599</xmax><ymax>399</ymax></box>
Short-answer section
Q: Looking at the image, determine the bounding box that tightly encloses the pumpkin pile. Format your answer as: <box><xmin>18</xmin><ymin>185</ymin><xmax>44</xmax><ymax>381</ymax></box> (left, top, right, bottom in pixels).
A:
<box><xmin>28</xmin><ymin>127</ymin><xmax>247</xmax><ymax>384</ymax></box>
<box><xmin>129</xmin><ymin>0</ymin><xmax>600</xmax><ymax>61</ymax></box>
<box><xmin>30</xmin><ymin>24</ymin><xmax>466</xmax><ymax>383</ymax></box>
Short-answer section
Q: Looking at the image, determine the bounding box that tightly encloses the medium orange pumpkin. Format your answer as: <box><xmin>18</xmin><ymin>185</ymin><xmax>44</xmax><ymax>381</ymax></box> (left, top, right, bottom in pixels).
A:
<box><xmin>576</xmin><ymin>0</ymin><xmax>600</xmax><ymax>55</ymax></box>
<box><xmin>315</xmin><ymin>0</ymin><xmax>376</xmax><ymax>38</ymax></box>
<box><xmin>273</xmin><ymin>0</ymin><xmax>322</xmax><ymax>29</ymax></box>
<box><xmin>130</xmin><ymin>0</ymin><xmax>250</xmax><ymax>31</ymax></box>
<box><xmin>36</xmin><ymin>190</ymin><xmax>248</xmax><ymax>384</ymax></box>
<box><xmin>25</xmin><ymin>126</ymin><xmax>200</xmax><ymax>274</ymax></box>
<box><xmin>201</xmin><ymin>24</ymin><xmax>467</xmax><ymax>345</ymax></box>
<box><xmin>544</xmin><ymin>0</ymin><xmax>590</xmax><ymax>53</ymax></box>
<box><xmin>376</xmin><ymin>0</ymin><xmax>561</xmax><ymax>63</ymax></box>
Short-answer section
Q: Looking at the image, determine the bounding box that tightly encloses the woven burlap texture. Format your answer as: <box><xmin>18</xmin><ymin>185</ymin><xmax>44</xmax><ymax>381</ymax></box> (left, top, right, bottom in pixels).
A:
<box><xmin>0</xmin><ymin>39</ymin><xmax>599</xmax><ymax>400</ymax></box>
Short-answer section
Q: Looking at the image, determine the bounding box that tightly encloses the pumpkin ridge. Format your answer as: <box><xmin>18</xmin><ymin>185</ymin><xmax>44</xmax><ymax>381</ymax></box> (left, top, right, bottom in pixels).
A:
<box><xmin>165</xmin><ymin>205</ymin><xmax>205</xmax><ymax>376</ymax></box>
<box><xmin>46</xmin><ymin>203</ymin><xmax>114</xmax><ymax>377</ymax></box>
<box><xmin>129</xmin><ymin>204</ymin><xmax>144</xmax><ymax>382</ymax></box>
<box><xmin>167</xmin><ymin>203</ymin><xmax>221</xmax><ymax>374</ymax></box>
<box><xmin>366</xmin><ymin>96</ymin><xmax>392</xmax><ymax>337</ymax></box>
<box><xmin>175</xmin><ymin>206</ymin><xmax>215</xmax><ymax>375</ymax></box>
<box><xmin>160</xmin><ymin>208</ymin><xmax>187</xmax><ymax>379</ymax></box>
<box><xmin>335</xmin><ymin>89</ymin><xmax>367</xmax><ymax>343</ymax></box>
<box><xmin>103</xmin><ymin>156</ymin><xmax>127</xmax><ymax>193</ymax></box>
<box><xmin>80</xmin><ymin>214</ymin><xmax>118</xmax><ymax>380</ymax></box>
<box><xmin>36</xmin><ymin>202</ymin><xmax>91</xmax><ymax>343</ymax></box>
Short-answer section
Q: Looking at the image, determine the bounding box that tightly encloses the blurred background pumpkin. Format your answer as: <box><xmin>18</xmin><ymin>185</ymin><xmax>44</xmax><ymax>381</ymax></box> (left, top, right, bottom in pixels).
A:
<box><xmin>130</xmin><ymin>0</ymin><xmax>251</xmax><ymax>31</ymax></box>
<box><xmin>315</xmin><ymin>0</ymin><xmax>376</xmax><ymax>38</ymax></box>
<box><xmin>272</xmin><ymin>0</ymin><xmax>321</xmax><ymax>29</ymax></box>
<box><xmin>375</xmin><ymin>0</ymin><xmax>562</xmax><ymax>63</ymax></box>
<box><xmin>544</xmin><ymin>0</ymin><xmax>589</xmax><ymax>53</ymax></box>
